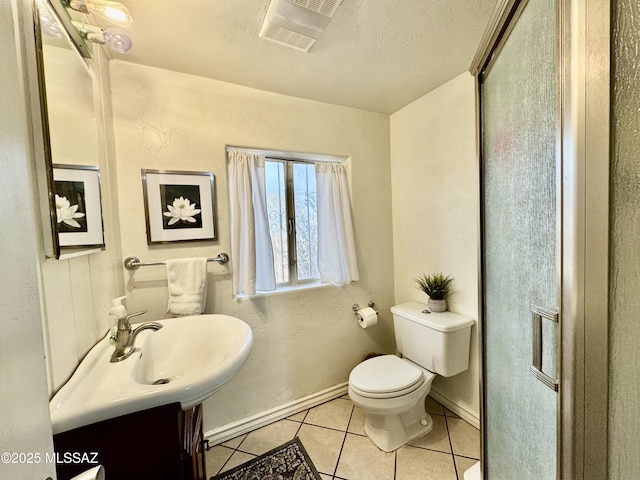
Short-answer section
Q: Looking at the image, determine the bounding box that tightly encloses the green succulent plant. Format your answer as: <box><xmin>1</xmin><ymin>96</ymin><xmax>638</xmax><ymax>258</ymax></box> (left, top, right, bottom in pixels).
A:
<box><xmin>415</xmin><ymin>273</ymin><xmax>453</xmax><ymax>300</ymax></box>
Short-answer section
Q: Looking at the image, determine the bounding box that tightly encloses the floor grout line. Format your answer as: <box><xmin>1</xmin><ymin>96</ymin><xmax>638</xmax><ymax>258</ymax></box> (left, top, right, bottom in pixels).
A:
<box><xmin>443</xmin><ymin>413</ymin><xmax>460</xmax><ymax>480</ymax></box>
<box><xmin>293</xmin><ymin>412</ymin><xmax>305</xmax><ymax>438</ymax></box>
<box><xmin>393</xmin><ymin>444</ymin><xmax>398</xmax><ymax>480</ymax></box>
<box><xmin>214</xmin><ymin>445</ymin><xmax>236</xmax><ymax>477</ymax></box>
<box><xmin>331</xmin><ymin>405</ymin><xmax>353</xmax><ymax>478</ymax></box>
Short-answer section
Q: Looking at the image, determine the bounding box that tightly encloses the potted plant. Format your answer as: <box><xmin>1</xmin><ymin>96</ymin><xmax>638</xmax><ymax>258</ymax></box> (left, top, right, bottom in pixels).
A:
<box><xmin>415</xmin><ymin>273</ymin><xmax>453</xmax><ymax>312</ymax></box>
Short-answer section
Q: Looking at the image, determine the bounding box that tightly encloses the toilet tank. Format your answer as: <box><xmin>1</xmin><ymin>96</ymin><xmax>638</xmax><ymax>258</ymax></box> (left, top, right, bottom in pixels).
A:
<box><xmin>391</xmin><ymin>302</ymin><xmax>475</xmax><ymax>377</ymax></box>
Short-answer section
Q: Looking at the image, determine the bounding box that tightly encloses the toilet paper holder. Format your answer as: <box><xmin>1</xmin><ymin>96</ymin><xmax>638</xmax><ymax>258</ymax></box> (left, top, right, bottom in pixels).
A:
<box><xmin>353</xmin><ymin>301</ymin><xmax>377</xmax><ymax>314</ymax></box>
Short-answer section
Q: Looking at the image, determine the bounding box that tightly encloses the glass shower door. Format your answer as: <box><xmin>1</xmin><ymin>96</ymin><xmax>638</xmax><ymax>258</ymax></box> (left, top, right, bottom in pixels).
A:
<box><xmin>481</xmin><ymin>0</ymin><xmax>559</xmax><ymax>478</ymax></box>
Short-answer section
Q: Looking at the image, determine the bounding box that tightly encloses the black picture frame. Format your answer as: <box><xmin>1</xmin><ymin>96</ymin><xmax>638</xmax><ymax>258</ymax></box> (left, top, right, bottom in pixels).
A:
<box><xmin>141</xmin><ymin>169</ymin><xmax>217</xmax><ymax>244</ymax></box>
<box><xmin>52</xmin><ymin>164</ymin><xmax>105</xmax><ymax>249</ymax></box>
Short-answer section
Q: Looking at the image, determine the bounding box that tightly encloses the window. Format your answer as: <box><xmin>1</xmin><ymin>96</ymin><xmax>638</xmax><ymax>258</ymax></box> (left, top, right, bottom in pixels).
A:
<box><xmin>265</xmin><ymin>159</ymin><xmax>319</xmax><ymax>285</ymax></box>
<box><xmin>227</xmin><ymin>148</ymin><xmax>358</xmax><ymax>297</ymax></box>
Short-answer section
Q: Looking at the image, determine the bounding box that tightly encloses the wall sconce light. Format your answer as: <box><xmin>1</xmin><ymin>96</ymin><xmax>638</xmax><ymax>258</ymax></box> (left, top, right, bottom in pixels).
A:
<box><xmin>39</xmin><ymin>8</ymin><xmax>64</xmax><ymax>38</ymax></box>
<box><xmin>64</xmin><ymin>0</ymin><xmax>132</xmax><ymax>27</ymax></box>
<box><xmin>72</xmin><ymin>21</ymin><xmax>132</xmax><ymax>53</ymax></box>
<box><xmin>42</xmin><ymin>0</ymin><xmax>133</xmax><ymax>58</ymax></box>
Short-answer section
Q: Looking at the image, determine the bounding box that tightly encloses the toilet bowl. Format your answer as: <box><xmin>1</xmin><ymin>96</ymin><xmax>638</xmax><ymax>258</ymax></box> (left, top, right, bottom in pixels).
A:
<box><xmin>348</xmin><ymin>354</ymin><xmax>436</xmax><ymax>452</ymax></box>
<box><xmin>348</xmin><ymin>302</ymin><xmax>475</xmax><ymax>452</ymax></box>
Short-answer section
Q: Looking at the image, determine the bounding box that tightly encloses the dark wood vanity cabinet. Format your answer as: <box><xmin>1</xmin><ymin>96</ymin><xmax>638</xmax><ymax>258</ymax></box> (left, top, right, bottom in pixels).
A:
<box><xmin>181</xmin><ymin>403</ymin><xmax>206</xmax><ymax>480</ymax></box>
<box><xmin>53</xmin><ymin>403</ymin><xmax>206</xmax><ymax>480</ymax></box>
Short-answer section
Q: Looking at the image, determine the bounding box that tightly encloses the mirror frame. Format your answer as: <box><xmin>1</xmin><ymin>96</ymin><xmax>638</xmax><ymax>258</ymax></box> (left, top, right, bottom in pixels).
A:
<box><xmin>32</xmin><ymin>0</ymin><xmax>98</xmax><ymax>259</ymax></box>
<box><xmin>32</xmin><ymin>0</ymin><xmax>60</xmax><ymax>258</ymax></box>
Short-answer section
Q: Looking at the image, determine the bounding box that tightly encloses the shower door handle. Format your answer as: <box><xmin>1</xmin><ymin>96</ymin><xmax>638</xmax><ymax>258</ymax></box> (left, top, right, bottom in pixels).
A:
<box><xmin>530</xmin><ymin>304</ymin><xmax>559</xmax><ymax>392</ymax></box>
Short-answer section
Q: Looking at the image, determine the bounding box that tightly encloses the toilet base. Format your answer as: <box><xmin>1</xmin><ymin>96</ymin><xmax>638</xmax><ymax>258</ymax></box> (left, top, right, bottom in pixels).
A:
<box><xmin>363</xmin><ymin>399</ymin><xmax>433</xmax><ymax>452</ymax></box>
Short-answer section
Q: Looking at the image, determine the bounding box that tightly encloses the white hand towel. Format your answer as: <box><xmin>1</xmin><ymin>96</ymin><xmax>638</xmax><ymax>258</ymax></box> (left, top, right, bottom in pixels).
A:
<box><xmin>166</xmin><ymin>257</ymin><xmax>208</xmax><ymax>316</ymax></box>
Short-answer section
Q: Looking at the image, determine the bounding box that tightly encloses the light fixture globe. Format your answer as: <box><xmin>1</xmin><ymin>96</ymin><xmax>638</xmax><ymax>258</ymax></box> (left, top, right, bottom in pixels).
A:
<box><xmin>102</xmin><ymin>26</ymin><xmax>132</xmax><ymax>53</ymax></box>
<box><xmin>68</xmin><ymin>0</ymin><xmax>132</xmax><ymax>28</ymax></box>
<box><xmin>71</xmin><ymin>21</ymin><xmax>132</xmax><ymax>53</ymax></box>
<box><xmin>39</xmin><ymin>11</ymin><xmax>63</xmax><ymax>38</ymax></box>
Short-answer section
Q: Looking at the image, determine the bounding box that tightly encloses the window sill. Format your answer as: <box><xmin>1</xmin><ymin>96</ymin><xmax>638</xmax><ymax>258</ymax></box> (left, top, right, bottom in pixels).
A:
<box><xmin>241</xmin><ymin>281</ymin><xmax>336</xmax><ymax>299</ymax></box>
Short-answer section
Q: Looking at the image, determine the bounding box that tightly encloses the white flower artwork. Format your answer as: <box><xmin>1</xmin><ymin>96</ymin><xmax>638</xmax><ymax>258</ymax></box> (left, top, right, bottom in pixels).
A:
<box><xmin>163</xmin><ymin>196</ymin><xmax>201</xmax><ymax>226</ymax></box>
<box><xmin>55</xmin><ymin>194</ymin><xmax>86</xmax><ymax>229</ymax></box>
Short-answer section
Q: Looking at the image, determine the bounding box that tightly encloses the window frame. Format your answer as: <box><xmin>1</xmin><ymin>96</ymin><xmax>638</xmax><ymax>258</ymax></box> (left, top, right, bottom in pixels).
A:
<box><xmin>265</xmin><ymin>156</ymin><xmax>319</xmax><ymax>288</ymax></box>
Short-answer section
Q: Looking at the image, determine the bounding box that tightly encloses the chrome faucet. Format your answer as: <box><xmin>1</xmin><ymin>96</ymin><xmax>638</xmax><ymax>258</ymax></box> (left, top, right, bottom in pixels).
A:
<box><xmin>110</xmin><ymin>310</ymin><xmax>163</xmax><ymax>363</ymax></box>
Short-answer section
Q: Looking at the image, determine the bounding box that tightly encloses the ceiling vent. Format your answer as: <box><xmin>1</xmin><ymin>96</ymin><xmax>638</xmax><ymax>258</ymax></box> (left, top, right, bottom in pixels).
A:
<box><xmin>259</xmin><ymin>0</ymin><xmax>342</xmax><ymax>52</ymax></box>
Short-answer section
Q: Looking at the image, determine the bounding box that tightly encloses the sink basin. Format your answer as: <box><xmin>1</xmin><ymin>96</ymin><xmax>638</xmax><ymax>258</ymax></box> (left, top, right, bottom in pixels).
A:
<box><xmin>50</xmin><ymin>314</ymin><xmax>253</xmax><ymax>435</ymax></box>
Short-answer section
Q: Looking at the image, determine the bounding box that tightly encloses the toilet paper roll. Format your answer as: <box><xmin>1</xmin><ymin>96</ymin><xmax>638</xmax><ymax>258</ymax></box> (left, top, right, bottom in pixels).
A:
<box><xmin>70</xmin><ymin>465</ymin><xmax>105</xmax><ymax>480</ymax></box>
<box><xmin>357</xmin><ymin>307</ymin><xmax>378</xmax><ymax>329</ymax></box>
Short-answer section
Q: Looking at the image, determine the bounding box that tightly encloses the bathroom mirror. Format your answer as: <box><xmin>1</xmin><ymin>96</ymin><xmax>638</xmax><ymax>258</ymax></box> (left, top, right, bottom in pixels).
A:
<box><xmin>33</xmin><ymin>0</ymin><xmax>100</xmax><ymax>258</ymax></box>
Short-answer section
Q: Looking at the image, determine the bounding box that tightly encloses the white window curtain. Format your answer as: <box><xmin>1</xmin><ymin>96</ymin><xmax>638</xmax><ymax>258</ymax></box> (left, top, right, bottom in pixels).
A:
<box><xmin>315</xmin><ymin>162</ymin><xmax>360</xmax><ymax>284</ymax></box>
<box><xmin>227</xmin><ymin>151</ymin><xmax>276</xmax><ymax>296</ymax></box>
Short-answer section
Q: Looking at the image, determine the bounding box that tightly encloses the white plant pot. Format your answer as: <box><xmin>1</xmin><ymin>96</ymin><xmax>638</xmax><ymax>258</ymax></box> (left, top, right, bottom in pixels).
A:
<box><xmin>428</xmin><ymin>298</ymin><xmax>447</xmax><ymax>313</ymax></box>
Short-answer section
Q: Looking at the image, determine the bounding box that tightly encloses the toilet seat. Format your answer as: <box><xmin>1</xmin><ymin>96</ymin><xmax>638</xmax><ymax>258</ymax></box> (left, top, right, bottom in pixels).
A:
<box><xmin>349</xmin><ymin>355</ymin><xmax>431</xmax><ymax>399</ymax></box>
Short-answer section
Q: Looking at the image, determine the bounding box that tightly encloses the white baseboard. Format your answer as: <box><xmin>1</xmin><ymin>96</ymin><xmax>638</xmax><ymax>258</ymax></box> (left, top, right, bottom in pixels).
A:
<box><xmin>428</xmin><ymin>390</ymin><xmax>480</xmax><ymax>429</ymax></box>
<box><xmin>204</xmin><ymin>383</ymin><xmax>480</xmax><ymax>446</ymax></box>
<box><xmin>204</xmin><ymin>382</ymin><xmax>349</xmax><ymax>446</ymax></box>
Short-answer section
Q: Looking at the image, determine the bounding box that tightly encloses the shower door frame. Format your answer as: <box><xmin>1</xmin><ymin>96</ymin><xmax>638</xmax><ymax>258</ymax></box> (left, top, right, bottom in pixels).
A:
<box><xmin>470</xmin><ymin>0</ymin><xmax>610</xmax><ymax>478</ymax></box>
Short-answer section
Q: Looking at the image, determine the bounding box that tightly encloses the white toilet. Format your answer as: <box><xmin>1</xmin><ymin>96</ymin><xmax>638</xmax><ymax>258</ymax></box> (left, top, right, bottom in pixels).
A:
<box><xmin>348</xmin><ymin>302</ymin><xmax>474</xmax><ymax>452</ymax></box>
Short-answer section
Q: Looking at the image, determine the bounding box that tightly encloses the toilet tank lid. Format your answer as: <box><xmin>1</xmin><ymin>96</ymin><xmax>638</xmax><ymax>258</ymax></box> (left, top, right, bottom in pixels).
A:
<box><xmin>391</xmin><ymin>302</ymin><xmax>475</xmax><ymax>332</ymax></box>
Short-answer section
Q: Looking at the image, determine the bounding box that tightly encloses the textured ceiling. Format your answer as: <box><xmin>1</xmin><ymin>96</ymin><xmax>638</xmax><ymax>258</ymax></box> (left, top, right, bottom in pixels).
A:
<box><xmin>110</xmin><ymin>0</ymin><xmax>497</xmax><ymax>114</ymax></box>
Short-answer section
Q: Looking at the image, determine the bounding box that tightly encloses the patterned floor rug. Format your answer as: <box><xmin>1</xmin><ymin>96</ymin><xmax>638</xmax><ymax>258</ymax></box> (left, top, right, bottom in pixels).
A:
<box><xmin>210</xmin><ymin>437</ymin><xmax>322</xmax><ymax>480</ymax></box>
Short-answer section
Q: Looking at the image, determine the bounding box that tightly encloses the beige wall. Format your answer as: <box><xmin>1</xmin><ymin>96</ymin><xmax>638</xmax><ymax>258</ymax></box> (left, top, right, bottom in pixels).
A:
<box><xmin>109</xmin><ymin>60</ymin><xmax>396</xmax><ymax>431</ymax></box>
<box><xmin>390</xmin><ymin>72</ymin><xmax>480</xmax><ymax>421</ymax></box>
<box><xmin>1</xmin><ymin>1</ymin><xmax>56</xmax><ymax>477</ymax></box>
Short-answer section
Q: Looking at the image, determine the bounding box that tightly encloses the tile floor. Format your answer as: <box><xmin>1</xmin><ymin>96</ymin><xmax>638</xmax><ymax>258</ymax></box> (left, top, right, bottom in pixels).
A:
<box><xmin>205</xmin><ymin>395</ymin><xmax>480</xmax><ymax>480</ymax></box>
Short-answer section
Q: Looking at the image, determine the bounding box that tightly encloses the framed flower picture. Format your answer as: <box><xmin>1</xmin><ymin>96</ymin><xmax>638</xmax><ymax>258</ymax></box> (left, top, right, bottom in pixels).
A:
<box><xmin>141</xmin><ymin>169</ymin><xmax>217</xmax><ymax>244</ymax></box>
<box><xmin>53</xmin><ymin>164</ymin><xmax>105</xmax><ymax>249</ymax></box>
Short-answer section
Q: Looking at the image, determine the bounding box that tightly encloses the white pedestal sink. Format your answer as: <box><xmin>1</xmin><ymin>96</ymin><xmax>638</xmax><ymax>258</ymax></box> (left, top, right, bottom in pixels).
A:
<box><xmin>50</xmin><ymin>314</ymin><xmax>253</xmax><ymax>435</ymax></box>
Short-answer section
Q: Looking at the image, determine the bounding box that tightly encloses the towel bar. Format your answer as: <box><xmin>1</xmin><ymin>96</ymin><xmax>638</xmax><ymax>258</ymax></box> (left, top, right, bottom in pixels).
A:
<box><xmin>124</xmin><ymin>253</ymin><xmax>229</xmax><ymax>270</ymax></box>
